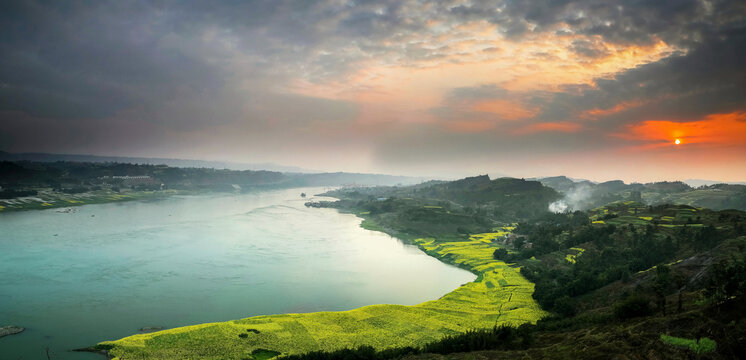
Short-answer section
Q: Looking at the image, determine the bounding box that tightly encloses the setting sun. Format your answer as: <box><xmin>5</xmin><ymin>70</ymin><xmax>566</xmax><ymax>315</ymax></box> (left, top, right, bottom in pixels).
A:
<box><xmin>675</xmin><ymin>139</ymin><xmax>681</xmax><ymax>145</ymax></box>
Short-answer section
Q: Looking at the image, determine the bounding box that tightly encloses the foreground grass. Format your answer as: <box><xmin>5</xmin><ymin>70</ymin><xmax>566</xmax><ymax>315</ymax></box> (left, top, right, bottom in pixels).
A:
<box><xmin>99</xmin><ymin>232</ymin><xmax>545</xmax><ymax>359</ymax></box>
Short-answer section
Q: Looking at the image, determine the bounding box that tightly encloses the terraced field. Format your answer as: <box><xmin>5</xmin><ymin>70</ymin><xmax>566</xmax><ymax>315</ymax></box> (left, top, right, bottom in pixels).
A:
<box><xmin>98</xmin><ymin>232</ymin><xmax>546</xmax><ymax>359</ymax></box>
<box><xmin>590</xmin><ymin>202</ymin><xmax>708</xmax><ymax>228</ymax></box>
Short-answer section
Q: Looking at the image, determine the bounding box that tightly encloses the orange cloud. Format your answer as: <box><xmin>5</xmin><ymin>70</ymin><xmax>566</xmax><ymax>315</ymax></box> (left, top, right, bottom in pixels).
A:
<box><xmin>287</xmin><ymin>22</ymin><xmax>679</xmax><ymax>135</ymax></box>
<box><xmin>616</xmin><ymin>112</ymin><xmax>746</xmax><ymax>148</ymax></box>
<box><xmin>514</xmin><ymin>121</ymin><xmax>582</xmax><ymax>134</ymax></box>
<box><xmin>289</xmin><ymin>23</ymin><xmax>677</xmax><ymax>102</ymax></box>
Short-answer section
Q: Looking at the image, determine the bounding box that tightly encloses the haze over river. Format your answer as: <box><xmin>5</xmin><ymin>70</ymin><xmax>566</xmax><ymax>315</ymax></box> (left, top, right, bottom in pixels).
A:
<box><xmin>0</xmin><ymin>188</ymin><xmax>474</xmax><ymax>359</ymax></box>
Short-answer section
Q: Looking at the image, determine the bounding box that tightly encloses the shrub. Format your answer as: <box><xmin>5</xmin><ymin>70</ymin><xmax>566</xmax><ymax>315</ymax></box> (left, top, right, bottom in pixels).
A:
<box><xmin>614</xmin><ymin>295</ymin><xmax>653</xmax><ymax>319</ymax></box>
<box><xmin>552</xmin><ymin>295</ymin><xmax>576</xmax><ymax>317</ymax></box>
<box><xmin>493</xmin><ymin>248</ymin><xmax>508</xmax><ymax>260</ymax></box>
<box><xmin>660</xmin><ymin>334</ymin><xmax>717</xmax><ymax>354</ymax></box>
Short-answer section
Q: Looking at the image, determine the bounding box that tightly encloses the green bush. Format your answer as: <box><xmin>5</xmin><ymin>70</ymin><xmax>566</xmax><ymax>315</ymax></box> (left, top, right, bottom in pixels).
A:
<box><xmin>614</xmin><ymin>295</ymin><xmax>653</xmax><ymax>319</ymax></box>
<box><xmin>660</xmin><ymin>334</ymin><xmax>717</xmax><ymax>354</ymax></box>
<box><xmin>493</xmin><ymin>248</ymin><xmax>508</xmax><ymax>260</ymax></box>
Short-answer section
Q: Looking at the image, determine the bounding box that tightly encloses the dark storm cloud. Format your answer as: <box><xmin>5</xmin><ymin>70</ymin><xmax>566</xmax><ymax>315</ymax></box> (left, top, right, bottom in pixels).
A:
<box><xmin>498</xmin><ymin>0</ymin><xmax>745</xmax><ymax>47</ymax></box>
<box><xmin>441</xmin><ymin>0</ymin><xmax>746</xmax><ymax>50</ymax></box>
<box><xmin>0</xmin><ymin>0</ymin><xmax>368</xmax><ymax>153</ymax></box>
<box><xmin>0</xmin><ymin>1</ymin><xmax>222</xmax><ymax>119</ymax></box>
<box><xmin>0</xmin><ymin>0</ymin><xmax>427</xmax><ymax>119</ymax></box>
<box><xmin>533</xmin><ymin>26</ymin><xmax>746</xmax><ymax>128</ymax></box>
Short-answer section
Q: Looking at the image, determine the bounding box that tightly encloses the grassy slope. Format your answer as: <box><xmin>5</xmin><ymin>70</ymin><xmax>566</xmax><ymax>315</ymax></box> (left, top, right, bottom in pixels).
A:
<box><xmin>99</xmin><ymin>230</ymin><xmax>546</xmax><ymax>359</ymax></box>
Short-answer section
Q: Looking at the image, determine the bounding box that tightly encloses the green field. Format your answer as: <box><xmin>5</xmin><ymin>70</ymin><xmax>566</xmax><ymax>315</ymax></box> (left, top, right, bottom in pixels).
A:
<box><xmin>98</xmin><ymin>232</ymin><xmax>546</xmax><ymax>359</ymax></box>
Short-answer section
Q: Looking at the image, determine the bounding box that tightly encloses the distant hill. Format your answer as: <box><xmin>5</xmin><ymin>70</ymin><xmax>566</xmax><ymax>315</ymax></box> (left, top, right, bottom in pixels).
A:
<box><xmin>537</xmin><ymin>176</ymin><xmax>746</xmax><ymax>211</ymax></box>
<box><xmin>325</xmin><ymin>175</ymin><xmax>560</xmax><ymax>221</ymax></box>
<box><xmin>288</xmin><ymin>172</ymin><xmax>425</xmax><ymax>187</ymax></box>
<box><xmin>0</xmin><ymin>159</ymin><xmax>427</xmax><ymax>194</ymax></box>
<box><xmin>685</xmin><ymin>178</ymin><xmax>746</xmax><ymax>187</ymax></box>
<box><xmin>529</xmin><ymin>176</ymin><xmax>593</xmax><ymax>194</ymax></box>
<box><xmin>0</xmin><ymin>151</ymin><xmax>311</xmax><ymax>173</ymax></box>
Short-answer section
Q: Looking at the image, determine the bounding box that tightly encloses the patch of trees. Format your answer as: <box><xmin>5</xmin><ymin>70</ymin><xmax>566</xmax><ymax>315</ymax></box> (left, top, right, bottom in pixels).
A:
<box><xmin>363</xmin><ymin>198</ymin><xmax>398</xmax><ymax>215</ymax></box>
<box><xmin>705</xmin><ymin>252</ymin><xmax>746</xmax><ymax>305</ymax></box>
<box><xmin>520</xmin><ymin>223</ymin><xmax>725</xmax><ymax>316</ymax></box>
<box><xmin>613</xmin><ymin>295</ymin><xmax>654</xmax><ymax>319</ymax></box>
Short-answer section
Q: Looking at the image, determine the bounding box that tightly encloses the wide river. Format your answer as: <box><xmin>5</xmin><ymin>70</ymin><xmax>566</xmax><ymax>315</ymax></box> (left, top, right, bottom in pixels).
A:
<box><xmin>0</xmin><ymin>188</ymin><xmax>474</xmax><ymax>359</ymax></box>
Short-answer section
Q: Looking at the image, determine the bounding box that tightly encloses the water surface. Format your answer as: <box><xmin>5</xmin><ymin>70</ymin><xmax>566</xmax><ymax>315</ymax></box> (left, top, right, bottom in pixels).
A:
<box><xmin>0</xmin><ymin>188</ymin><xmax>474</xmax><ymax>359</ymax></box>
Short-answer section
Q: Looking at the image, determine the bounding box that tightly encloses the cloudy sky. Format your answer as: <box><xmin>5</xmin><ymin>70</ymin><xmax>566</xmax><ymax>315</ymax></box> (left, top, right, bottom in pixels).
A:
<box><xmin>2</xmin><ymin>0</ymin><xmax>745</xmax><ymax>182</ymax></box>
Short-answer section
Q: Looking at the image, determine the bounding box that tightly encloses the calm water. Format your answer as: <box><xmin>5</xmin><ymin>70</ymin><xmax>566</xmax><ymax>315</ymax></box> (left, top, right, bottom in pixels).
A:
<box><xmin>0</xmin><ymin>188</ymin><xmax>474</xmax><ymax>359</ymax></box>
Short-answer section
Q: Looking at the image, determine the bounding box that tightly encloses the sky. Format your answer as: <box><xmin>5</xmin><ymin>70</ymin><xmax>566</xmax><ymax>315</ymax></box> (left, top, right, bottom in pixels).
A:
<box><xmin>1</xmin><ymin>0</ymin><xmax>745</xmax><ymax>182</ymax></box>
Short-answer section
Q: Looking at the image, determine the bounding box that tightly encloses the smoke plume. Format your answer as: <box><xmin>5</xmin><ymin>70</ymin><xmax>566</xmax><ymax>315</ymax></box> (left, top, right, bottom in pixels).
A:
<box><xmin>549</xmin><ymin>183</ymin><xmax>593</xmax><ymax>213</ymax></box>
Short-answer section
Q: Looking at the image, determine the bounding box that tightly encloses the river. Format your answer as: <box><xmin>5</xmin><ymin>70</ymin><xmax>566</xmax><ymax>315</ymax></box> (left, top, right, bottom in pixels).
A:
<box><xmin>0</xmin><ymin>188</ymin><xmax>474</xmax><ymax>359</ymax></box>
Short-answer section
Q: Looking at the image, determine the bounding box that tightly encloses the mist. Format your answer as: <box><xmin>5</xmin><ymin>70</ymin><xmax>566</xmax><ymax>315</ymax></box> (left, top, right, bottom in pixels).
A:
<box><xmin>548</xmin><ymin>183</ymin><xmax>593</xmax><ymax>213</ymax></box>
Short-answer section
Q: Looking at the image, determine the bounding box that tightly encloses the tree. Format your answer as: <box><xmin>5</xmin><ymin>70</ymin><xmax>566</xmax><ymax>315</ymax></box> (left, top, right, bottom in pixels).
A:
<box><xmin>705</xmin><ymin>255</ymin><xmax>746</xmax><ymax>305</ymax></box>
<box><xmin>653</xmin><ymin>265</ymin><xmax>672</xmax><ymax>315</ymax></box>
<box><xmin>493</xmin><ymin>248</ymin><xmax>508</xmax><ymax>260</ymax></box>
<box><xmin>614</xmin><ymin>295</ymin><xmax>652</xmax><ymax>319</ymax></box>
<box><xmin>553</xmin><ymin>295</ymin><xmax>576</xmax><ymax>317</ymax></box>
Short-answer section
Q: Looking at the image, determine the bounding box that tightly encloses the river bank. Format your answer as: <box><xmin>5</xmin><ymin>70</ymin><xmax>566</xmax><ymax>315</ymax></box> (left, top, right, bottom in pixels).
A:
<box><xmin>95</xmin><ymin>212</ymin><xmax>545</xmax><ymax>359</ymax></box>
